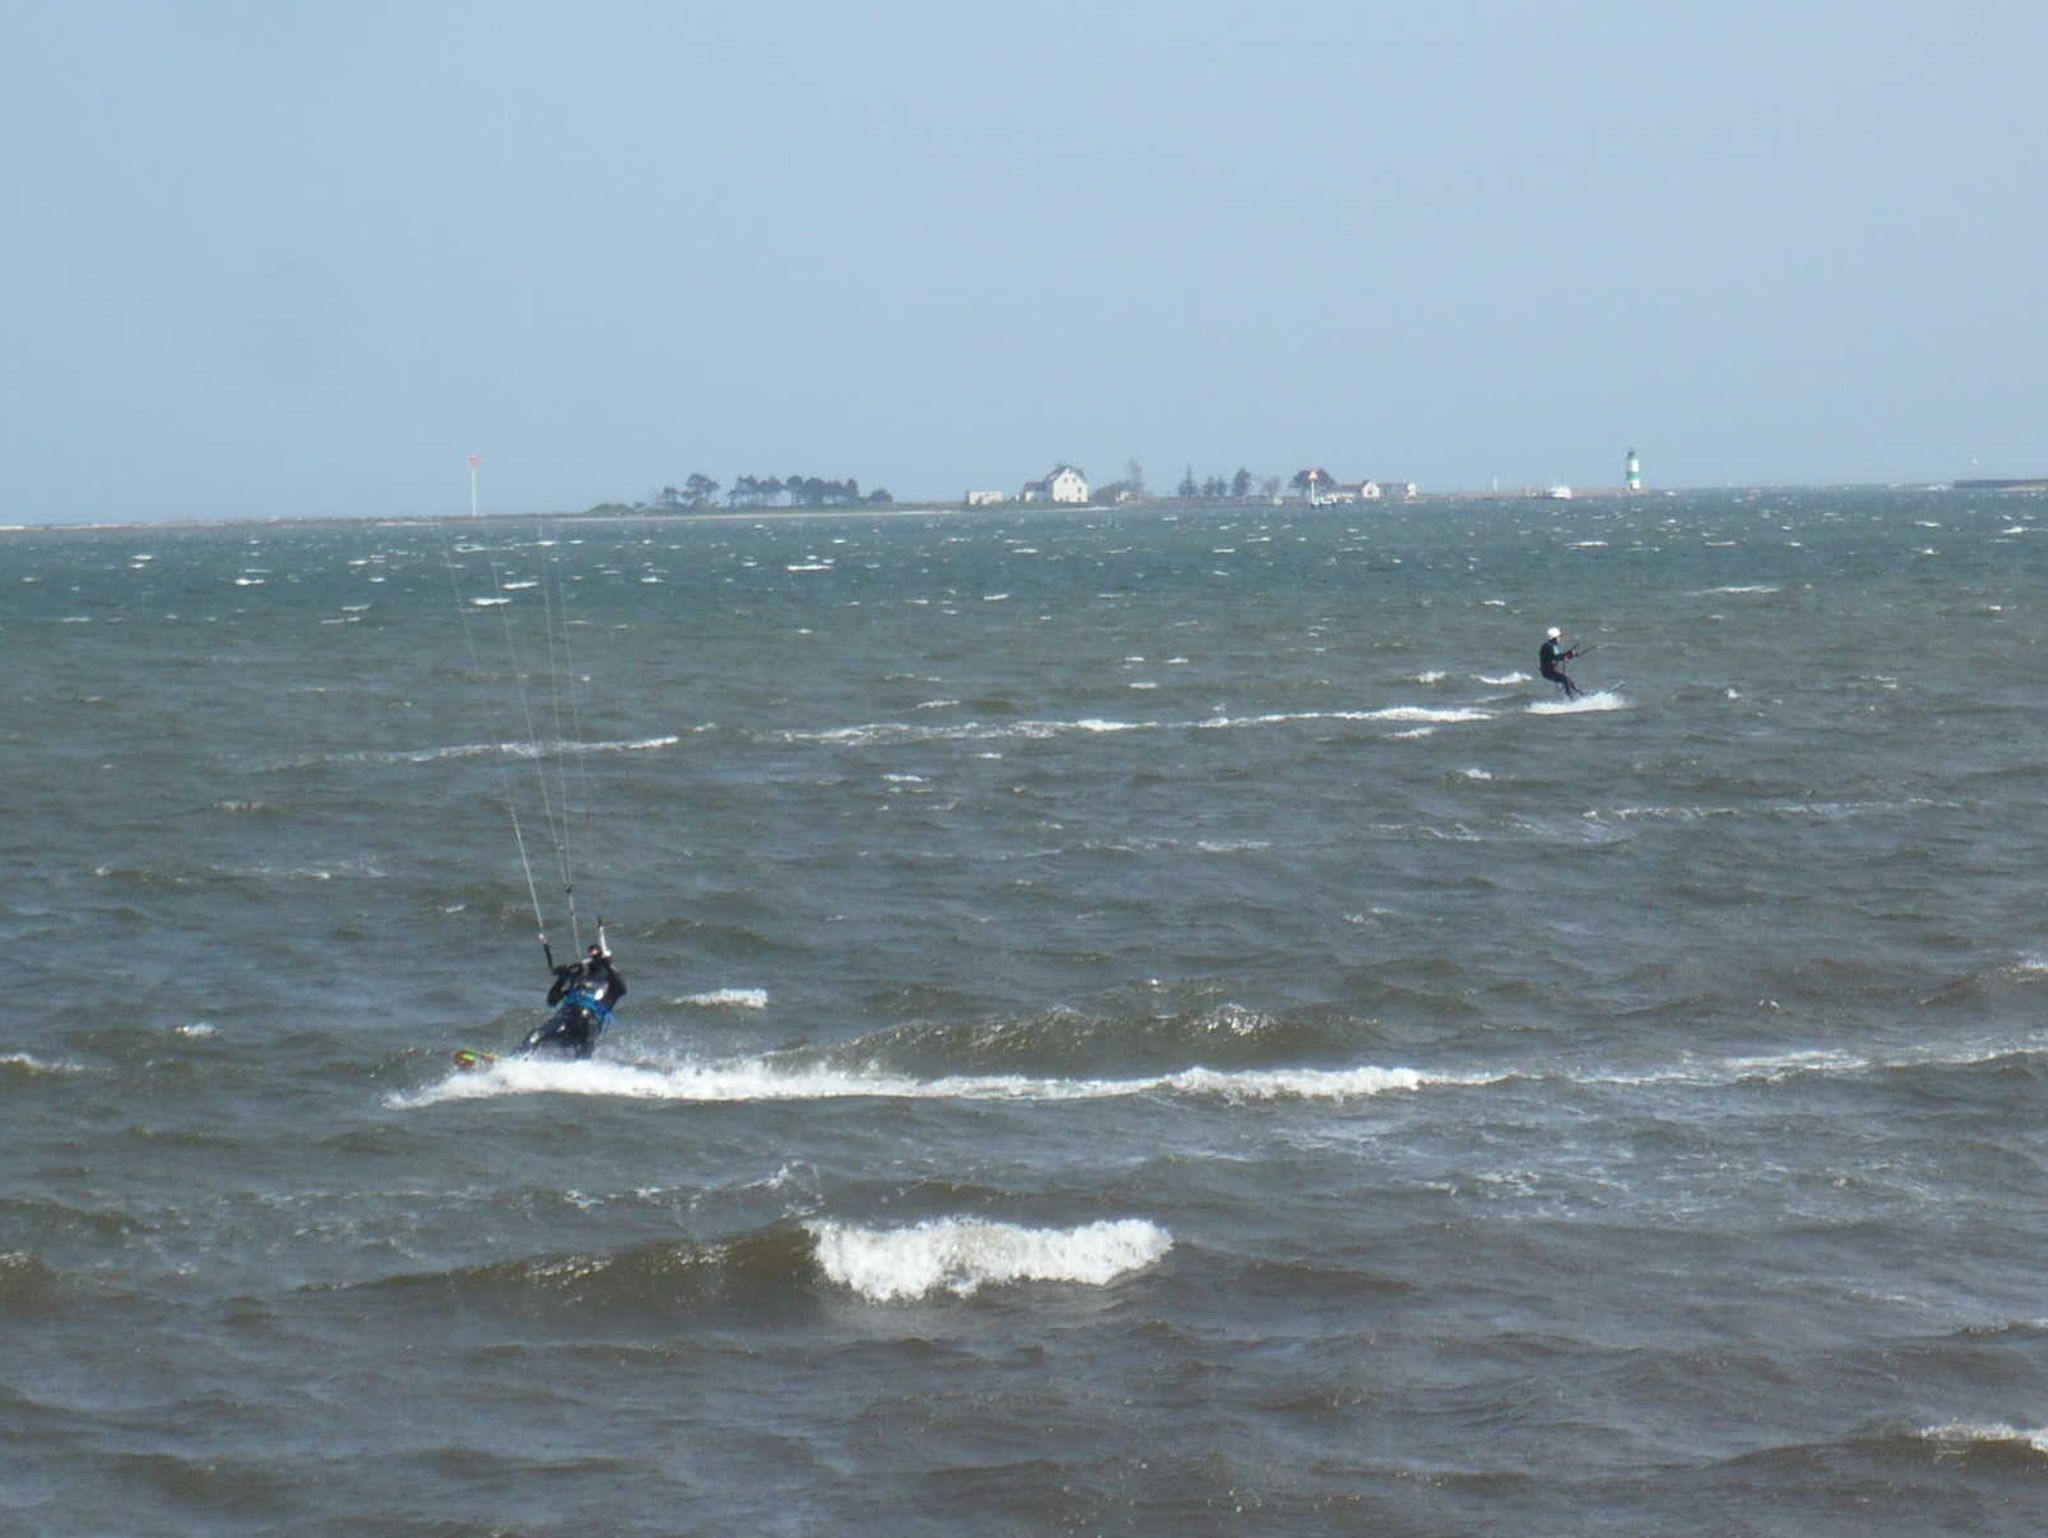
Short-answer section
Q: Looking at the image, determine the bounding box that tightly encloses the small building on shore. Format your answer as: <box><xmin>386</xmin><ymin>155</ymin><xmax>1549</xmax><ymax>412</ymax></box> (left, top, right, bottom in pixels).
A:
<box><xmin>1021</xmin><ymin>466</ymin><xmax>1089</xmax><ymax>504</ymax></box>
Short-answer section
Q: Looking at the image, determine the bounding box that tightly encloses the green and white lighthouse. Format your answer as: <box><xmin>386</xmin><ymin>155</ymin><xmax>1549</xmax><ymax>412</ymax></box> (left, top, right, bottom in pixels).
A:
<box><xmin>1625</xmin><ymin>447</ymin><xmax>1643</xmax><ymax>493</ymax></box>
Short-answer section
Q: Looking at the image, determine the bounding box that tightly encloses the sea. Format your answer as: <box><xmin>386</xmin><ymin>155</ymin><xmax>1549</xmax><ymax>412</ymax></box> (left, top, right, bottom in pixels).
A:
<box><xmin>6</xmin><ymin>486</ymin><xmax>2048</xmax><ymax>1536</ymax></box>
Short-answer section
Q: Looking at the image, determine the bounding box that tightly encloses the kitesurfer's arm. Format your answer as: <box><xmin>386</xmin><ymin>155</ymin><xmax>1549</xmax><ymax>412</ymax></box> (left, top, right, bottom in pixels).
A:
<box><xmin>607</xmin><ymin>968</ymin><xmax>626</xmax><ymax>1004</ymax></box>
<box><xmin>547</xmin><ymin>967</ymin><xmax>572</xmax><ymax>1006</ymax></box>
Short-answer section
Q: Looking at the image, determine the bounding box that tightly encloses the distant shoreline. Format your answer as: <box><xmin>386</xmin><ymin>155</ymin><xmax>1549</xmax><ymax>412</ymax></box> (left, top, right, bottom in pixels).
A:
<box><xmin>4</xmin><ymin>479</ymin><xmax>2032</xmax><ymax>536</ymax></box>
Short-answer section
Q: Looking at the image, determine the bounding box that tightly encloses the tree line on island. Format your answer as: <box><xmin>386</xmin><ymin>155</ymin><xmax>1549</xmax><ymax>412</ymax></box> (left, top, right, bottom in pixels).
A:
<box><xmin>1178</xmin><ymin>466</ymin><xmax>1269</xmax><ymax>500</ymax></box>
<box><xmin>590</xmin><ymin>462</ymin><xmax>1388</xmax><ymax>516</ymax></box>
<box><xmin>649</xmin><ymin>473</ymin><xmax>892</xmax><ymax>510</ymax></box>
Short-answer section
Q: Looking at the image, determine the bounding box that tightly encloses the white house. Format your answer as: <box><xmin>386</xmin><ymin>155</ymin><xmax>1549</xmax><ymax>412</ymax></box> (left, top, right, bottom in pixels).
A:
<box><xmin>965</xmin><ymin>489</ymin><xmax>1006</xmax><ymax>507</ymax></box>
<box><xmin>1021</xmin><ymin>465</ymin><xmax>1089</xmax><ymax>504</ymax></box>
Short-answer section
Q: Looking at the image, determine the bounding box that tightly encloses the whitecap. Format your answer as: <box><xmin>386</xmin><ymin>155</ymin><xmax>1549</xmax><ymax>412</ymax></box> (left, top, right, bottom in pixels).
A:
<box><xmin>1528</xmin><ymin>691</ymin><xmax>1628</xmax><ymax>715</ymax></box>
<box><xmin>1918</xmin><ymin>1423</ymin><xmax>2048</xmax><ymax>1456</ymax></box>
<box><xmin>806</xmin><ymin>1216</ymin><xmax>1171</xmax><ymax>1301</ymax></box>
<box><xmin>678</xmin><ymin>988</ymin><xmax>768</xmax><ymax>1010</ymax></box>
<box><xmin>390</xmin><ymin>1056</ymin><xmax>1479</xmax><ymax>1110</ymax></box>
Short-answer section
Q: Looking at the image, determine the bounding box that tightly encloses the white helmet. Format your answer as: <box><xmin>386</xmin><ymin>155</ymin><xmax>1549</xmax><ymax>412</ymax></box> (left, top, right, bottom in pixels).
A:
<box><xmin>1545</xmin><ymin>627</ymin><xmax>1561</xmax><ymax>640</ymax></box>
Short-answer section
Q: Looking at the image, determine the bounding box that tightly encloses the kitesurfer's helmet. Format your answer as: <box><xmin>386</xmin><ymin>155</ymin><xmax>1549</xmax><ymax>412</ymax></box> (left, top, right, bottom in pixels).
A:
<box><xmin>1545</xmin><ymin>627</ymin><xmax>1561</xmax><ymax>640</ymax></box>
<box><xmin>587</xmin><ymin>942</ymin><xmax>607</xmax><ymax>960</ymax></box>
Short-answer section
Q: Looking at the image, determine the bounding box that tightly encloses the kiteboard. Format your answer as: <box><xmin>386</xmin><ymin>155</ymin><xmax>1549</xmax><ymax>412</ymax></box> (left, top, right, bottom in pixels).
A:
<box><xmin>451</xmin><ymin>1048</ymin><xmax>499</xmax><ymax>1072</ymax></box>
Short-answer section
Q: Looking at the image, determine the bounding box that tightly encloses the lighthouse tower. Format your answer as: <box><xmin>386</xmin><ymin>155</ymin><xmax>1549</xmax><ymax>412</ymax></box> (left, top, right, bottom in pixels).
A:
<box><xmin>1625</xmin><ymin>447</ymin><xmax>1643</xmax><ymax>493</ymax></box>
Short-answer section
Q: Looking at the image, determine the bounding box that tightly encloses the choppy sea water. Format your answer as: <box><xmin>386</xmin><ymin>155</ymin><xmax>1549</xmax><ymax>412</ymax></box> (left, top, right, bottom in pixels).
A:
<box><xmin>6</xmin><ymin>488</ymin><xmax>2048</xmax><ymax>1535</ymax></box>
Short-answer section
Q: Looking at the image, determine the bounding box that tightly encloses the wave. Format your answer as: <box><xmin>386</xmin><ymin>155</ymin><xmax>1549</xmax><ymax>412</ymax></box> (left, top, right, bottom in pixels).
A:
<box><xmin>0</xmin><ymin>1052</ymin><xmax>85</xmax><ymax>1077</ymax></box>
<box><xmin>0</xmin><ymin>1251</ymin><xmax>65</xmax><ymax>1314</ymax></box>
<box><xmin>1528</xmin><ymin>690</ymin><xmax>1628</xmax><ymax>715</ymax></box>
<box><xmin>273</xmin><ymin>734</ymin><xmax>683</xmax><ymax>769</ymax></box>
<box><xmin>675</xmin><ymin>988</ymin><xmax>769</xmax><ymax>1010</ymax></box>
<box><xmin>806</xmin><ymin>1216</ymin><xmax>1170</xmax><ymax>1301</ymax></box>
<box><xmin>772</xmin><ymin>704</ymin><xmax>1495</xmax><ymax>750</ymax></box>
<box><xmin>1916</xmin><ymin>1422</ymin><xmax>2048</xmax><ymax>1458</ymax></box>
<box><xmin>391</xmin><ymin>1054</ymin><xmax>1474</xmax><ymax>1110</ymax></box>
<box><xmin>320</xmin><ymin>1215</ymin><xmax>1168</xmax><ymax>1316</ymax></box>
<box><xmin>320</xmin><ymin>1226</ymin><xmax>818</xmax><ymax>1318</ymax></box>
<box><xmin>92</xmin><ymin>855</ymin><xmax>386</xmax><ymax>886</ymax></box>
<box><xmin>1557</xmin><ymin>1034</ymin><xmax>2048</xmax><ymax>1091</ymax></box>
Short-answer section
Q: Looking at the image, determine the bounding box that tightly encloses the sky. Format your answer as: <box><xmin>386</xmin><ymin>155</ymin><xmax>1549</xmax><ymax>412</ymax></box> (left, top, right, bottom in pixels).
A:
<box><xmin>4</xmin><ymin>0</ymin><xmax>2045</xmax><ymax>523</ymax></box>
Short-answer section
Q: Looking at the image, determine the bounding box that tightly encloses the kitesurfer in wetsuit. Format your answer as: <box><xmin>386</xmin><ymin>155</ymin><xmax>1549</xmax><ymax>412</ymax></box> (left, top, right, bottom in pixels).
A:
<box><xmin>1539</xmin><ymin>626</ymin><xmax>1583</xmax><ymax>699</ymax></box>
<box><xmin>525</xmin><ymin>941</ymin><xmax>627</xmax><ymax>1059</ymax></box>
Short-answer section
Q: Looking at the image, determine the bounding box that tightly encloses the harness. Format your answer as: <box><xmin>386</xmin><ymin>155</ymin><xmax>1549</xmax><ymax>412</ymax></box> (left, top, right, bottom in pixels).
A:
<box><xmin>563</xmin><ymin>989</ymin><xmax>613</xmax><ymax>1024</ymax></box>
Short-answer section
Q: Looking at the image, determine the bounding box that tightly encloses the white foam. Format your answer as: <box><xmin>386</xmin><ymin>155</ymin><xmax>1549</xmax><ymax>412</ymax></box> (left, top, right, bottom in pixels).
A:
<box><xmin>1919</xmin><ymin>1422</ymin><xmax>2048</xmax><ymax>1455</ymax></box>
<box><xmin>1578</xmin><ymin>1035</ymin><xmax>2048</xmax><ymax>1090</ymax></box>
<box><xmin>0</xmin><ymin>1052</ymin><xmax>84</xmax><ymax>1076</ymax></box>
<box><xmin>308</xmin><ymin>734</ymin><xmax>682</xmax><ymax>767</ymax></box>
<box><xmin>1529</xmin><ymin>690</ymin><xmax>1628</xmax><ymax>715</ymax></box>
<box><xmin>806</xmin><ymin>1216</ymin><xmax>1172</xmax><ymax>1301</ymax></box>
<box><xmin>1371</xmin><ymin>706</ymin><xmax>1488</xmax><ymax>724</ymax></box>
<box><xmin>679</xmin><ymin>988</ymin><xmax>769</xmax><ymax>1010</ymax></box>
<box><xmin>780</xmin><ymin>703</ymin><xmax>1495</xmax><ymax>750</ymax></box>
<box><xmin>391</xmin><ymin>1057</ymin><xmax>1469</xmax><ymax>1109</ymax></box>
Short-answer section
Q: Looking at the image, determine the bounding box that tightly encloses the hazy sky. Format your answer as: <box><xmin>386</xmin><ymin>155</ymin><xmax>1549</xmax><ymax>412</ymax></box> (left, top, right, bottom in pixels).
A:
<box><xmin>5</xmin><ymin>1</ymin><xmax>2044</xmax><ymax>523</ymax></box>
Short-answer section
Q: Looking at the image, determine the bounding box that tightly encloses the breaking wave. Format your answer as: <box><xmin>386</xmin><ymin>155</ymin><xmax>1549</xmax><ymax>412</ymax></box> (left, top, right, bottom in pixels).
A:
<box><xmin>1528</xmin><ymin>690</ymin><xmax>1628</xmax><ymax>715</ymax></box>
<box><xmin>314</xmin><ymin>1215</ymin><xmax>1170</xmax><ymax>1317</ymax></box>
<box><xmin>807</xmin><ymin>1216</ymin><xmax>1171</xmax><ymax>1301</ymax></box>
<box><xmin>391</xmin><ymin>1055</ymin><xmax>1471</xmax><ymax>1110</ymax></box>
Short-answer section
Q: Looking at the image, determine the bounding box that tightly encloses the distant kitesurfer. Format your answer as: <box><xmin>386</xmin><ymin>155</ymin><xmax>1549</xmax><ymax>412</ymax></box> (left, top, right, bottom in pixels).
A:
<box><xmin>525</xmin><ymin>938</ymin><xmax>627</xmax><ymax>1059</ymax></box>
<box><xmin>1539</xmin><ymin>626</ymin><xmax>1584</xmax><ymax>699</ymax></box>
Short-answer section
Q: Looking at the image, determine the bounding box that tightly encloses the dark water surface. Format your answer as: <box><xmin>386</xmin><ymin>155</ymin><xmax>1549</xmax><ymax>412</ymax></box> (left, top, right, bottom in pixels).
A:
<box><xmin>7</xmin><ymin>489</ymin><xmax>2048</xmax><ymax>1535</ymax></box>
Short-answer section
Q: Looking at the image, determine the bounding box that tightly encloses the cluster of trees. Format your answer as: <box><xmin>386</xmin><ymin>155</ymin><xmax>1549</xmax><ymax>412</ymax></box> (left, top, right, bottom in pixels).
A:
<box><xmin>654</xmin><ymin>474</ymin><xmax>891</xmax><ymax>510</ymax></box>
<box><xmin>1175</xmin><ymin>466</ymin><xmax>1280</xmax><ymax>500</ymax></box>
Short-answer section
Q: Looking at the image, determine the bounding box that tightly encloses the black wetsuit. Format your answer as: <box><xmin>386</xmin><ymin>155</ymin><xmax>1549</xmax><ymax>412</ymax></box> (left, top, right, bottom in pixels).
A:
<box><xmin>525</xmin><ymin>957</ymin><xmax>627</xmax><ymax>1059</ymax></box>
<box><xmin>1539</xmin><ymin>637</ymin><xmax>1582</xmax><ymax>698</ymax></box>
